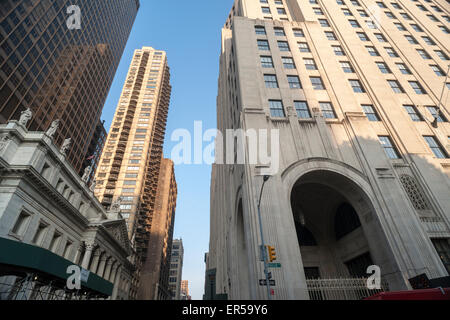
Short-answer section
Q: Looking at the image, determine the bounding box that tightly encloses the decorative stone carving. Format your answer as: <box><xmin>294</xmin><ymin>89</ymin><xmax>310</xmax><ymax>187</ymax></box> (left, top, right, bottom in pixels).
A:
<box><xmin>81</xmin><ymin>166</ymin><xmax>92</xmax><ymax>183</ymax></box>
<box><xmin>89</xmin><ymin>178</ymin><xmax>97</xmax><ymax>192</ymax></box>
<box><xmin>60</xmin><ymin>138</ymin><xmax>72</xmax><ymax>155</ymax></box>
<box><xmin>400</xmin><ymin>175</ymin><xmax>430</xmax><ymax>211</ymax></box>
<box><xmin>0</xmin><ymin>134</ymin><xmax>10</xmax><ymax>152</ymax></box>
<box><xmin>110</xmin><ymin>197</ymin><xmax>122</xmax><ymax>214</ymax></box>
<box><xmin>19</xmin><ymin>108</ymin><xmax>33</xmax><ymax>127</ymax></box>
<box><xmin>46</xmin><ymin>120</ymin><xmax>60</xmax><ymax>139</ymax></box>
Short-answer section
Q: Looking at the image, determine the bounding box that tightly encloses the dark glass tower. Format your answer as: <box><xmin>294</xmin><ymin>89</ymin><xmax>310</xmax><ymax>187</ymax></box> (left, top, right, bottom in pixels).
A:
<box><xmin>0</xmin><ymin>0</ymin><xmax>140</xmax><ymax>174</ymax></box>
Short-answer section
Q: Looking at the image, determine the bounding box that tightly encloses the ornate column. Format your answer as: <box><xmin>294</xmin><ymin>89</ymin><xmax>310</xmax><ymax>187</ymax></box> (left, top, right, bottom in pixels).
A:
<box><xmin>103</xmin><ymin>259</ymin><xmax>114</xmax><ymax>280</ymax></box>
<box><xmin>110</xmin><ymin>265</ymin><xmax>122</xmax><ymax>300</ymax></box>
<box><xmin>81</xmin><ymin>243</ymin><xmax>95</xmax><ymax>270</ymax></box>
<box><xmin>97</xmin><ymin>253</ymin><xmax>107</xmax><ymax>277</ymax></box>
<box><xmin>109</xmin><ymin>263</ymin><xmax>118</xmax><ymax>282</ymax></box>
<box><xmin>73</xmin><ymin>244</ymin><xmax>83</xmax><ymax>264</ymax></box>
<box><xmin>90</xmin><ymin>249</ymin><xmax>102</xmax><ymax>273</ymax></box>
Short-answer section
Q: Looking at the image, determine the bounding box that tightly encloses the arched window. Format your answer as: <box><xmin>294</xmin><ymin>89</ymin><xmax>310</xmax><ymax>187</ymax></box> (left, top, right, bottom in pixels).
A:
<box><xmin>295</xmin><ymin>221</ymin><xmax>317</xmax><ymax>246</ymax></box>
<box><xmin>335</xmin><ymin>203</ymin><xmax>361</xmax><ymax>240</ymax></box>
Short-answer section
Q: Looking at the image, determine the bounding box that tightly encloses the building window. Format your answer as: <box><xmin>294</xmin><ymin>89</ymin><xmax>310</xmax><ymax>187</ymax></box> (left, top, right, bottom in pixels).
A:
<box><xmin>278</xmin><ymin>41</ymin><xmax>290</xmax><ymax>51</ymax></box>
<box><xmin>357</xmin><ymin>32</ymin><xmax>369</xmax><ymax>41</ymax></box>
<box><xmin>340</xmin><ymin>61</ymin><xmax>354</xmax><ymax>73</ymax></box>
<box><xmin>409</xmin><ymin>81</ymin><xmax>426</xmax><ymax>94</ymax></box>
<box><xmin>264</xmin><ymin>74</ymin><xmax>278</xmax><ymax>88</ymax></box>
<box><xmin>405</xmin><ymin>35</ymin><xmax>418</xmax><ymax>44</ymax></box>
<box><xmin>396</xmin><ymin>63</ymin><xmax>411</xmax><ymax>74</ymax></box>
<box><xmin>403</xmin><ymin>105</ymin><xmax>423</xmax><ymax>122</ymax></box>
<box><xmin>282</xmin><ymin>57</ymin><xmax>295</xmax><ymax>69</ymax></box>
<box><xmin>388</xmin><ymin>80</ymin><xmax>405</xmax><ymax>93</ymax></box>
<box><xmin>349</xmin><ymin>19</ymin><xmax>360</xmax><ymax>28</ymax></box>
<box><xmin>417</xmin><ymin>49</ymin><xmax>431</xmax><ymax>59</ymax></box>
<box><xmin>260</xmin><ymin>56</ymin><xmax>274</xmax><ymax>68</ymax></box>
<box><xmin>298</xmin><ymin>42</ymin><xmax>310</xmax><ymax>52</ymax></box>
<box><xmin>293</xmin><ymin>29</ymin><xmax>305</xmax><ymax>37</ymax></box>
<box><xmin>366</xmin><ymin>46</ymin><xmax>379</xmax><ymax>56</ymax></box>
<box><xmin>333</xmin><ymin>45</ymin><xmax>345</xmax><ymax>56</ymax></box>
<box><xmin>424</xmin><ymin>136</ymin><xmax>448</xmax><ymax>159</ymax></box>
<box><xmin>257</xmin><ymin>40</ymin><xmax>270</xmax><ymax>50</ymax></box>
<box><xmin>304</xmin><ymin>58</ymin><xmax>317</xmax><ymax>70</ymax></box>
<box><xmin>287</xmin><ymin>75</ymin><xmax>302</xmax><ymax>88</ymax></box>
<box><xmin>255</xmin><ymin>26</ymin><xmax>266</xmax><ymax>35</ymax></box>
<box><xmin>311</xmin><ymin>77</ymin><xmax>325</xmax><ymax>90</ymax></box>
<box><xmin>294</xmin><ymin>101</ymin><xmax>311</xmax><ymax>119</ymax></box>
<box><xmin>362</xmin><ymin>105</ymin><xmax>380</xmax><ymax>121</ymax></box>
<box><xmin>385</xmin><ymin>47</ymin><xmax>399</xmax><ymax>57</ymax></box>
<box><xmin>349</xmin><ymin>79</ymin><xmax>365</xmax><ymax>93</ymax></box>
<box><xmin>274</xmin><ymin>27</ymin><xmax>285</xmax><ymax>36</ymax></box>
<box><xmin>325</xmin><ymin>31</ymin><xmax>337</xmax><ymax>40</ymax></box>
<box><xmin>320</xmin><ymin>102</ymin><xmax>336</xmax><ymax>119</ymax></box>
<box><xmin>379</xmin><ymin>136</ymin><xmax>401</xmax><ymax>159</ymax></box>
<box><xmin>262</xmin><ymin>7</ymin><xmax>271</xmax><ymax>14</ymax></box>
<box><xmin>269</xmin><ymin>100</ymin><xmax>285</xmax><ymax>117</ymax></box>
<box><xmin>376</xmin><ymin>62</ymin><xmax>391</xmax><ymax>74</ymax></box>
<box><xmin>11</xmin><ymin>211</ymin><xmax>31</xmax><ymax>236</ymax></box>
<box><xmin>319</xmin><ymin>19</ymin><xmax>330</xmax><ymax>27</ymax></box>
<box><xmin>431</xmin><ymin>239</ymin><xmax>450</xmax><ymax>274</ymax></box>
<box><xmin>430</xmin><ymin>65</ymin><xmax>445</xmax><ymax>76</ymax></box>
<box><xmin>426</xmin><ymin>106</ymin><xmax>447</xmax><ymax>122</ymax></box>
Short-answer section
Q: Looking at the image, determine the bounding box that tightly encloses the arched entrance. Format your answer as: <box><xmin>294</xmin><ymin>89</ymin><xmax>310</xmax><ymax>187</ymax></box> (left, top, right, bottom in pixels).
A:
<box><xmin>235</xmin><ymin>199</ymin><xmax>250</xmax><ymax>299</ymax></box>
<box><xmin>290</xmin><ymin>170</ymin><xmax>386</xmax><ymax>299</ymax></box>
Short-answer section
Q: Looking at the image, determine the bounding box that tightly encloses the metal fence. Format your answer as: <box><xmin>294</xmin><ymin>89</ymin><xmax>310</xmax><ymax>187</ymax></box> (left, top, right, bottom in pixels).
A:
<box><xmin>306</xmin><ymin>277</ymin><xmax>388</xmax><ymax>300</ymax></box>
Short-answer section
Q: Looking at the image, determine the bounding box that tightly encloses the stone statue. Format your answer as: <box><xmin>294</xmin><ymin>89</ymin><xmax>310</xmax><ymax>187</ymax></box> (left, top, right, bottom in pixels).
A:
<box><xmin>0</xmin><ymin>135</ymin><xmax>10</xmax><ymax>151</ymax></box>
<box><xmin>81</xmin><ymin>166</ymin><xmax>92</xmax><ymax>183</ymax></box>
<box><xmin>110</xmin><ymin>197</ymin><xmax>122</xmax><ymax>213</ymax></box>
<box><xmin>19</xmin><ymin>108</ymin><xmax>33</xmax><ymax>126</ymax></box>
<box><xmin>60</xmin><ymin>138</ymin><xmax>72</xmax><ymax>155</ymax></box>
<box><xmin>46</xmin><ymin>120</ymin><xmax>60</xmax><ymax>139</ymax></box>
<box><xmin>89</xmin><ymin>178</ymin><xmax>97</xmax><ymax>192</ymax></box>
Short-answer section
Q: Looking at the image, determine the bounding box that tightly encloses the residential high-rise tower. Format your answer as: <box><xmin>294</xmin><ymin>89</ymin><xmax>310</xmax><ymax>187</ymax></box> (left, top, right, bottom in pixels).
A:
<box><xmin>94</xmin><ymin>46</ymin><xmax>173</xmax><ymax>299</ymax></box>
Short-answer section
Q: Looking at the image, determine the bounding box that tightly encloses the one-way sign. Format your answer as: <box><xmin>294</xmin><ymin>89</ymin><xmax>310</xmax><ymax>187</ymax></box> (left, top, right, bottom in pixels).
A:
<box><xmin>259</xmin><ymin>279</ymin><xmax>276</xmax><ymax>286</ymax></box>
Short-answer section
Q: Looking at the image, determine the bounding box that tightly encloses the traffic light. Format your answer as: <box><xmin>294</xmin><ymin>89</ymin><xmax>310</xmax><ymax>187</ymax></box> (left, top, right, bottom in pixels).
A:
<box><xmin>267</xmin><ymin>245</ymin><xmax>277</xmax><ymax>262</ymax></box>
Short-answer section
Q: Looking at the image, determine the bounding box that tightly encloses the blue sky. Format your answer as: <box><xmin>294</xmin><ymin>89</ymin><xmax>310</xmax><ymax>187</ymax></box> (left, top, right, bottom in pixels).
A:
<box><xmin>101</xmin><ymin>0</ymin><xmax>235</xmax><ymax>300</ymax></box>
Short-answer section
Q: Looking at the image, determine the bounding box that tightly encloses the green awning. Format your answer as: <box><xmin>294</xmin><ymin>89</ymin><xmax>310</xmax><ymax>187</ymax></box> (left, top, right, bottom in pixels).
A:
<box><xmin>0</xmin><ymin>237</ymin><xmax>113</xmax><ymax>296</ymax></box>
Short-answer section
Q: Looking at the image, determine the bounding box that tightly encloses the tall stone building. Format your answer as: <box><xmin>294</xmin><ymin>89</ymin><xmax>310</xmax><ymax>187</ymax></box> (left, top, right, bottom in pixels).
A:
<box><xmin>208</xmin><ymin>0</ymin><xmax>450</xmax><ymax>300</ymax></box>
<box><xmin>138</xmin><ymin>158</ymin><xmax>177</xmax><ymax>300</ymax></box>
<box><xmin>168</xmin><ymin>239</ymin><xmax>184</xmax><ymax>299</ymax></box>
<box><xmin>0</xmin><ymin>0</ymin><xmax>140</xmax><ymax>175</ymax></box>
<box><xmin>93</xmin><ymin>47</ymin><xmax>173</xmax><ymax>299</ymax></box>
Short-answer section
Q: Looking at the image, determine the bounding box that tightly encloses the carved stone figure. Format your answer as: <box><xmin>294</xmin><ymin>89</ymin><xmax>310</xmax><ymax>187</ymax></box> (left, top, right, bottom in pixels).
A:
<box><xmin>46</xmin><ymin>120</ymin><xmax>60</xmax><ymax>139</ymax></box>
<box><xmin>81</xmin><ymin>166</ymin><xmax>92</xmax><ymax>183</ymax></box>
<box><xmin>0</xmin><ymin>135</ymin><xmax>10</xmax><ymax>151</ymax></box>
<box><xmin>19</xmin><ymin>108</ymin><xmax>33</xmax><ymax>126</ymax></box>
<box><xmin>60</xmin><ymin>138</ymin><xmax>72</xmax><ymax>155</ymax></box>
<box><xmin>89</xmin><ymin>178</ymin><xmax>97</xmax><ymax>192</ymax></box>
<box><xmin>110</xmin><ymin>197</ymin><xmax>122</xmax><ymax>214</ymax></box>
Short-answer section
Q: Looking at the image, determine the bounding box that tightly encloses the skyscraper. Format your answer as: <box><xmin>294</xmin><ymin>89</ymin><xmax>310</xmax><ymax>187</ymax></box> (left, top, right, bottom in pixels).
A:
<box><xmin>94</xmin><ymin>46</ymin><xmax>173</xmax><ymax>299</ymax></box>
<box><xmin>0</xmin><ymin>0</ymin><xmax>140</xmax><ymax>174</ymax></box>
<box><xmin>168</xmin><ymin>239</ymin><xmax>184</xmax><ymax>300</ymax></box>
<box><xmin>209</xmin><ymin>0</ymin><xmax>450</xmax><ymax>300</ymax></box>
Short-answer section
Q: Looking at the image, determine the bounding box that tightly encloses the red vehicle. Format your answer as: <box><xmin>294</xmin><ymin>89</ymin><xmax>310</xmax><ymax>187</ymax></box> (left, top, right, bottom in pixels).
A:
<box><xmin>365</xmin><ymin>288</ymin><xmax>450</xmax><ymax>300</ymax></box>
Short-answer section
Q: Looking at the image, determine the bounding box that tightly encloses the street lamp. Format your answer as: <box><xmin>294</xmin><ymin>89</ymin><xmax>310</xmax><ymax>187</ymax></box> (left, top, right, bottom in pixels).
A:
<box><xmin>257</xmin><ymin>175</ymin><xmax>272</xmax><ymax>300</ymax></box>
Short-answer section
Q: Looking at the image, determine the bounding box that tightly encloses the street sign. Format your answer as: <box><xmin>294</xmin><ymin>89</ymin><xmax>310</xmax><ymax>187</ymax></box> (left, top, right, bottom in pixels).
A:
<box><xmin>259</xmin><ymin>279</ymin><xmax>276</xmax><ymax>286</ymax></box>
<box><xmin>268</xmin><ymin>263</ymin><xmax>282</xmax><ymax>268</ymax></box>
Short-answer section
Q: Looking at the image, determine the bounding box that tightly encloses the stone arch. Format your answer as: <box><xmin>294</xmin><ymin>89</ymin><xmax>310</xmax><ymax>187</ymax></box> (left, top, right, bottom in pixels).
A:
<box><xmin>282</xmin><ymin>158</ymin><xmax>397</xmax><ymax>283</ymax></box>
<box><xmin>234</xmin><ymin>195</ymin><xmax>251</xmax><ymax>299</ymax></box>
